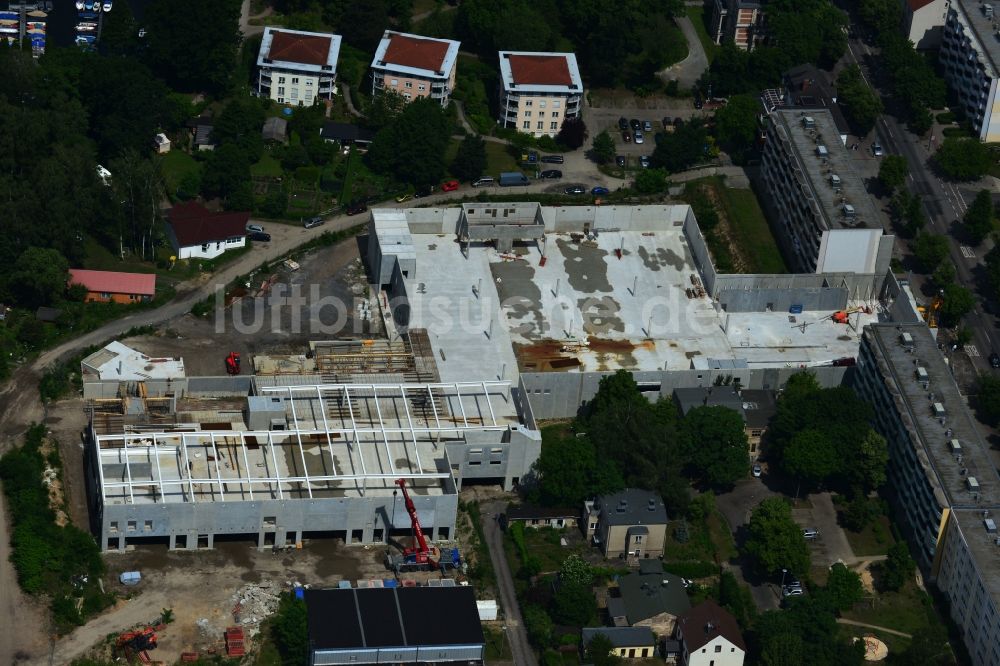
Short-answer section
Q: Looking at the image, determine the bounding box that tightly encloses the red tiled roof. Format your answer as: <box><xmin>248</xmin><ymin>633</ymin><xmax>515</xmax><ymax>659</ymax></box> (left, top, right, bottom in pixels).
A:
<box><xmin>677</xmin><ymin>600</ymin><xmax>746</xmax><ymax>653</ymax></box>
<box><xmin>383</xmin><ymin>33</ymin><xmax>449</xmax><ymax>73</ymax></box>
<box><xmin>167</xmin><ymin>202</ymin><xmax>250</xmax><ymax>247</ymax></box>
<box><xmin>507</xmin><ymin>54</ymin><xmax>572</xmax><ymax>86</ymax></box>
<box><xmin>267</xmin><ymin>30</ymin><xmax>333</xmax><ymax>66</ymax></box>
<box><xmin>906</xmin><ymin>0</ymin><xmax>937</xmax><ymax>10</ymax></box>
<box><xmin>68</xmin><ymin>269</ymin><xmax>156</xmax><ymax>297</ymax></box>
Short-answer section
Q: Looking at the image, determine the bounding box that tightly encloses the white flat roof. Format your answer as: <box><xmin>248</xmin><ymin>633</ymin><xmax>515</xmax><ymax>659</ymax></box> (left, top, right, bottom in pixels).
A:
<box><xmin>82</xmin><ymin>341</ymin><xmax>185</xmax><ymax>381</ymax></box>
<box><xmin>816</xmin><ymin>228</ymin><xmax>883</xmax><ymax>274</ymax></box>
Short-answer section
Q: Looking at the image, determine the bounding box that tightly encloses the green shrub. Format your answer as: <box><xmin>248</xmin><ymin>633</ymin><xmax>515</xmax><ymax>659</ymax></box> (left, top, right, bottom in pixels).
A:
<box><xmin>294</xmin><ymin>166</ymin><xmax>320</xmax><ymax>184</ymax></box>
<box><xmin>664</xmin><ymin>560</ymin><xmax>719</xmax><ymax>579</ymax></box>
<box><xmin>936</xmin><ymin>112</ymin><xmax>955</xmax><ymax>125</ymax></box>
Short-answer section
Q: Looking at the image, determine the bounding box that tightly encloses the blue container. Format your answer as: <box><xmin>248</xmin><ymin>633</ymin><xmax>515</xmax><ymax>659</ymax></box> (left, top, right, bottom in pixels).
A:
<box><xmin>294</xmin><ymin>587</ymin><xmax>304</xmax><ymax>600</ymax></box>
<box><xmin>383</xmin><ymin>579</ymin><xmax>398</xmax><ymax>588</ymax></box>
<box><xmin>789</xmin><ymin>304</ymin><xmax>803</xmax><ymax>314</ymax></box>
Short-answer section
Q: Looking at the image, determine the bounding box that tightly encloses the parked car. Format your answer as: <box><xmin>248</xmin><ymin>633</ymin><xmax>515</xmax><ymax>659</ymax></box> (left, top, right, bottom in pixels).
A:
<box><xmin>304</xmin><ymin>216</ymin><xmax>325</xmax><ymax>229</ymax></box>
<box><xmin>395</xmin><ymin>193</ymin><xmax>412</xmax><ymax>203</ymax></box>
<box><xmin>346</xmin><ymin>200</ymin><xmax>368</xmax><ymax>216</ymax></box>
<box><xmin>694</xmin><ymin>96</ymin><xmax>704</xmax><ymax>110</ymax></box>
<box><xmin>249</xmin><ymin>231</ymin><xmax>271</xmax><ymax>242</ymax></box>
<box><xmin>540</xmin><ymin>169</ymin><xmax>563</xmax><ymax>179</ymax></box>
<box><xmin>782</xmin><ymin>585</ymin><xmax>804</xmax><ymax>598</ymax></box>
<box><xmin>540</xmin><ymin>155</ymin><xmax>564</xmax><ymax>164</ymax></box>
<box><xmin>246</xmin><ymin>223</ymin><xmax>264</xmax><ymax>234</ymax></box>
<box><xmin>622</xmin><ymin>130</ymin><xmax>632</xmax><ymax>143</ymax></box>
<box><xmin>634</xmin><ymin>130</ymin><xmax>644</xmax><ymax>144</ymax></box>
<box><xmin>472</xmin><ymin>177</ymin><xmax>495</xmax><ymax>187</ymax></box>
<box><xmin>618</xmin><ymin>117</ymin><xmax>629</xmax><ymax>131</ymax></box>
<box><xmin>629</xmin><ymin>118</ymin><xmax>641</xmax><ymax>131</ymax></box>
<box><xmin>673</xmin><ymin>117</ymin><xmax>684</xmax><ymax>127</ymax></box>
<box><xmin>643</xmin><ymin>120</ymin><xmax>653</xmax><ymax>132</ymax></box>
<box><xmin>662</xmin><ymin>116</ymin><xmax>672</xmax><ymax>128</ymax></box>
<box><xmin>802</xmin><ymin>528</ymin><xmax>820</xmax><ymax>540</ymax></box>
<box><xmin>414</xmin><ymin>184</ymin><xmax>434</xmax><ymax>198</ymax></box>
<box><xmin>639</xmin><ymin>155</ymin><xmax>650</xmax><ymax>168</ymax></box>
<box><xmin>616</xmin><ymin>155</ymin><xmax>626</xmax><ymax>167</ymax></box>
<box><xmin>872</xmin><ymin>142</ymin><xmax>884</xmax><ymax>157</ymax></box>
<box><xmin>991</xmin><ymin>352</ymin><xmax>1000</xmax><ymax>368</ymax></box>
<box><xmin>591</xmin><ymin>186</ymin><xmax>610</xmax><ymax>195</ymax></box>
<box><xmin>441</xmin><ymin>179</ymin><xmax>459</xmax><ymax>192</ymax></box>
<box><xmin>752</xmin><ymin>463</ymin><xmax>762</xmax><ymax>477</ymax></box>
<box><xmin>564</xmin><ymin>185</ymin><xmax>586</xmax><ymax>195</ymax></box>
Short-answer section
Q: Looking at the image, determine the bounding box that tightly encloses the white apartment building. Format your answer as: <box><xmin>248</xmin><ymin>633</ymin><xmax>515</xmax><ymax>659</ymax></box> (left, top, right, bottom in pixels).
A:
<box><xmin>498</xmin><ymin>51</ymin><xmax>583</xmax><ymax>138</ymax></box>
<box><xmin>940</xmin><ymin>0</ymin><xmax>1000</xmax><ymax>141</ymax></box>
<box><xmin>903</xmin><ymin>0</ymin><xmax>948</xmax><ymax>49</ymax></box>
<box><xmin>370</xmin><ymin>31</ymin><xmax>460</xmax><ymax>107</ymax></box>
<box><xmin>256</xmin><ymin>27</ymin><xmax>342</xmax><ymax>106</ymax></box>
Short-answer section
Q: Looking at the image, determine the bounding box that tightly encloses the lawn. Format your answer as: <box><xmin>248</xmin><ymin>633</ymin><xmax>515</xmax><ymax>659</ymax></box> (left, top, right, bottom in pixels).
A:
<box><xmin>485</xmin><ymin>141</ymin><xmax>519</xmax><ymax>176</ymax></box>
<box><xmin>515</xmin><ymin>526</ymin><xmax>587</xmax><ymax>574</ymax></box>
<box><xmin>845</xmin><ymin>515</ymin><xmax>895</xmax><ymax>557</ymax></box>
<box><xmin>662</xmin><ymin>508</ymin><xmax>735</xmax><ymax>565</ymax></box>
<box><xmin>686</xmin><ymin>5</ymin><xmax>720</xmax><ymax>65</ymax></box>
<box><xmin>842</xmin><ymin>581</ymin><xmax>937</xmax><ymax>637</ymax></box>
<box><xmin>251</xmin><ymin>153</ymin><xmax>284</xmax><ymax>178</ymax></box>
<box><xmin>837</xmin><ymin>624</ymin><xmax>911</xmax><ymax>658</ymax></box>
<box><xmin>159</xmin><ymin>150</ymin><xmax>201</xmax><ymax>196</ymax></box>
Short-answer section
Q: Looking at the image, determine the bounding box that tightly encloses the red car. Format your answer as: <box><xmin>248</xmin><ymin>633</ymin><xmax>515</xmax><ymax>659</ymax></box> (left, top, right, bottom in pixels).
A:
<box><xmin>441</xmin><ymin>179</ymin><xmax>459</xmax><ymax>192</ymax></box>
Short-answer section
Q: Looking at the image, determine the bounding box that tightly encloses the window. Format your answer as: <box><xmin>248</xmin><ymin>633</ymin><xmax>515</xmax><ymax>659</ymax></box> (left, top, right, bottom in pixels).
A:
<box><xmin>306</xmin><ymin>79</ymin><xmax>313</xmax><ymax>86</ymax></box>
<box><xmin>277</xmin><ymin>86</ymin><xmax>285</xmax><ymax>95</ymax></box>
<box><xmin>539</xmin><ymin>100</ymin><xmax>546</xmax><ymax>108</ymax></box>
<box><xmin>110</xmin><ymin>521</ymin><xmax>119</xmax><ymax>534</ymax></box>
<box><xmin>390</xmin><ymin>78</ymin><xmax>398</xmax><ymax>86</ymax></box>
<box><xmin>553</xmin><ymin>100</ymin><xmax>561</xmax><ymax>108</ymax></box>
<box><xmin>100</xmin><ymin>292</ymin><xmax>110</xmax><ymax>299</ymax></box>
<box><xmin>525</xmin><ymin>110</ymin><xmax>531</xmax><ymax>117</ymax></box>
<box><xmin>522</xmin><ymin>121</ymin><xmax>530</xmax><ymax>129</ymax></box>
<box><xmin>550</xmin><ymin>122</ymin><xmax>558</xmax><ymax>130</ymax></box>
<box><xmin>469</xmin><ymin>461</ymin><xmax>481</xmax><ymax>466</ymax></box>
<box><xmin>277</xmin><ymin>98</ymin><xmax>284</xmax><ymax>103</ymax></box>
<box><xmin>491</xmin><ymin>447</ymin><xmax>503</xmax><ymax>453</ymax></box>
<box><xmin>127</xmin><ymin>520</ymin><xmax>137</xmax><ymax>532</ymax></box>
<box><xmin>633</xmin><ymin>535</ymin><xmax>643</xmax><ymax>543</ymax></box>
<box><xmin>525</xmin><ymin>100</ymin><xmax>532</xmax><ymax>107</ymax></box>
<box><xmin>144</xmin><ymin>520</ymin><xmax>153</xmax><ymax>532</ymax></box>
<box><xmin>418</xmin><ymin>83</ymin><xmax>426</xmax><ymax>91</ymax></box>
<box><xmin>291</xmin><ymin>90</ymin><xmax>298</xmax><ymax>99</ymax></box>
<box><xmin>715</xmin><ymin>645</ymin><xmax>722</xmax><ymax>653</ymax></box>
<box><xmin>278</xmin><ymin>76</ymin><xmax>286</xmax><ymax>83</ymax></box>
<box><xmin>537</xmin><ymin>121</ymin><xmax>543</xmax><ymax>130</ymax></box>
<box><xmin>291</xmin><ymin>77</ymin><xmax>299</xmax><ymax>84</ymax></box>
<box><xmin>469</xmin><ymin>448</ymin><xmax>483</xmax><ymax>455</ymax></box>
<box><xmin>405</xmin><ymin>81</ymin><xmax>412</xmax><ymax>88</ymax></box>
<box><xmin>404</xmin><ymin>92</ymin><xmax>411</xmax><ymax>99</ymax></box>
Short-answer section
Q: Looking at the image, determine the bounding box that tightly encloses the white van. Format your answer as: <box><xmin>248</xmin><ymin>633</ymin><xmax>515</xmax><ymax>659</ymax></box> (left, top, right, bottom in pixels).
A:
<box><xmin>472</xmin><ymin>177</ymin><xmax>495</xmax><ymax>187</ymax></box>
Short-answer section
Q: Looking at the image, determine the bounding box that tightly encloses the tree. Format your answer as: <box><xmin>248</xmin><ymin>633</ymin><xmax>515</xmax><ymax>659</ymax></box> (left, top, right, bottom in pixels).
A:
<box><xmin>912</xmin><ymin>233</ymin><xmax>949</xmax><ymax>273</ymax></box>
<box><xmin>878</xmin><ymin>155</ymin><xmax>909</xmax><ymax>192</ymax></box>
<box><xmin>99</xmin><ymin>0</ymin><xmax>139</xmax><ymax>55</ymax></box>
<box><xmin>987</xmin><ymin>245</ymin><xmax>1000</xmax><ymax>299</ymax></box>
<box><xmin>963</xmin><ymin>189</ymin><xmax>995</xmax><ymax>245</ymax></box>
<box><xmin>848</xmin><ymin>430</ymin><xmax>888</xmax><ymax>492</ymax></box>
<box><xmin>783</xmin><ymin>429</ymin><xmax>839</xmax><ymax>490</ymax></box>
<box><xmin>718</xmin><ymin>570</ymin><xmax>756</xmax><ymax>629</ymax></box>
<box><xmin>682</xmin><ymin>406</ymin><xmax>750</xmax><ymax>488</ymax></box>
<box><xmin>201</xmin><ymin>143</ymin><xmax>252</xmax><ymax>203</ymax></box>
<box><xmin>451</xmin><ymin>135</ymin><xmax>487</xmax><ymax>182</ymax></box>
<box><xmin>652</xmin><ymin>118</ymin><xmax>710</xmax><ymax>173</ymax></box>
<box><xmin>368</xmin><ymin>97</ymin><xmax>452</xmax><ymax>188</ymax></box>
<box><xmin>557</xmin><ymin>117</ymin><xmax>588</xmax><ymax>150</ymax></box>
<box><xmin>110</xmin><ymin>150</ymin><xmax>164</xmax><ymax>260</ymax></box>
<box><xmin>743</xmin><ymin>497</ymin><xmax>810</xmax><ymax>577</ymax></box>
<box><xmin>714</xmin><ymin>94</ymin><xmax>759</xmax><ymax>164</ymax></box>
<box><xmin>143</xmin><ymin>0</ymin><xmax>242</xmax><ymax>95</ymax></box>
<box><xmin>974</xmin><ymin>373</ymin><xmax>1000</xmax><ymax>425</ymax></box>
<box><xmin>530</xmin><ymin>427</ymin><xmax>624</xmax><ymax>507</ymax></box>
<box><xmin>591</xmin><ymin>130</ymin><xmax>615</xmax><ymax>165</ymax></box>
<box><xmin>584</xmin><ymin>633</ymin><xmax>621</xmax><ymax>666</ymax></box>
<box><xmin>824</xmin><ymin>563</ymin><xmax>863</xmax><ymax>611</ymax></box>
<box><xmin>366</xmin><ymin>90</ymin><xmax>408</xmax><ymax>129</ymax></box>
<box><xmin>932</xmin><ymin>260</ymin><xmax>956</xmax><ymax>289</ymax></box>
<box><xmin>837</xmin><ymin>65</ymin><xmax>883</xmax><ymax>136</ymax></box>
<box><xmin>271</xmin><ymin>594</ymin><xmax>308</xmax><ymax>664</ymax></box>
<box><xmin>939</xmin><ymin>283</ymin><xmax>975</xmax><ymax>328</ymax></box>
<box><xmin>879</xmin><ymin>542</ymin><xmax>915</xmax><ymax>592</ymax></box>
<box><xmin>891</xmin><ymin>190</ymin><xmax>926</xmax><ymax>237</ymax></box>
<box><xmin>9</xmin><ymin>248</ymin><xmax>68</xmax><ymax>310</ymax></box>
<box><xmin>935</xmin><ymin>137</ymin><xmax>993</xmax><ymax>181</ymax></box>
<box><xmin>634</xmin><ymin>168</ymin><xmax>667</xmax><ymax>194</ymax></box>
<box><xmin>523</xmin><ymin>605</ymin><xmax>553</xmax><ymax>647</ymax></box>
<box><xmin>261</xmin><ymin>188</ymin><xmax>289</xmax><ymax>218</ymax></box>
<box><xmin>559</xmin><ymin>554</ymin><xmax>593</xmax><ymax>587</ymax></box>
<box><xmin>841</xmin><ymin>495</ymin><xmax>880</xmax><ymax>532</ymax></box>
<box><xmin>551</xmin><ymin>581</ymin><xmax>597</xmax><ymax>626</ymax></box>
<box><xmin>859</xmin><ymin>0</ymin><xmax>903</xmax><ymax>34</ymax></box>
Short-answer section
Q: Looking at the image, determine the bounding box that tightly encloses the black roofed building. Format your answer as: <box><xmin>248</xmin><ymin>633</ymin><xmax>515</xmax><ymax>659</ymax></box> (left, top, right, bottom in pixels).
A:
<box><xmin>607</xmin><ymin>559</ymin><xmax>691</xmax><ymax>637</ymax></box>
<box><xmin>505</xmin><ymin>503</ymin><xmax>578</xmax><ymax>529</ymax></box>
<box><xmin>673</xmin><ymin>386</ymin><xmax>776</xmax><ymax>459</ymax></box>
<box><xmin>304</xmin><ymin>586</ymin><xmax>485</xmax><ymax>665</ymax></box>
<box><xmin>320</xmin><ymin>122</ymin><xmax>376</xmax><ymax>148</ymax></box>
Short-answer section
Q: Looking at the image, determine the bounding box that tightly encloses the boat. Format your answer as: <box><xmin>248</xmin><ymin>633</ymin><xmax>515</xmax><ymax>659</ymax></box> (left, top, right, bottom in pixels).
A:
<box><xmin>78</xmin><ymin>11</ymin><xmax>97</xmax><ymax>19</ymax></box>
<box><xmin>103</xmin><ymin>1</ymin><xmax>112</xmax><ymax>11</ymax></box>
<box><xmin>75</xmin><ymin>0</ymin><xmax>84</xmax><ymax>9</ymax></box>
<box><xmin>84</xmin><ymin>1</ymin><xmax>93</xmax><ymax>9</ymax></box>
<box><xmin>76</xmin><ymin>23</ymin><xmax>96</xmax><ymax>31</ymax></box>
<box><xmin>0</xmin><ymin>11</ymin><xmax>17</xmax><ymax>19</ymax></box>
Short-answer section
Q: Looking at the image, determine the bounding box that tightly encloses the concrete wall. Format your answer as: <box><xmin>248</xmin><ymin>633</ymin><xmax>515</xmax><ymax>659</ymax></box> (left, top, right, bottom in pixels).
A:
<box><xmin>718</xmin><ymin>286</ymin><xmax>847</xmax><ymax>313</ymax></box>
<box><xmin>521</xmin><ymin>367</ymin><xmax>850</xmax><ymax>420</ymax></box>
<box><xmin>446</xmin><ymin>426</ymin><xmax>541</xmax><ymax>491</ymax></box>
<box><xmin>683</xmin><ymin>208</ymin><xmax>717</xmax><ymax>295</ymax></box>
<box><xmin>83</xmin><ymin>378</ymin><xmax>192</xmax><ymax>400</ymax></box>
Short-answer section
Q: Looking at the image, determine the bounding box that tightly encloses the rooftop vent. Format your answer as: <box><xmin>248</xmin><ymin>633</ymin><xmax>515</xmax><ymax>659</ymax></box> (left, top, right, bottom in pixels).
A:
<box><xmin>968</xmin><ymin>476</ymin><xmax>981</xmax><ymax>492</ymax></box>
<box><xmin>830</xmin><ymin>174</ymin><xmax>841</xmax><ymax>187</ymax></box>
<box><xmin>932</xmin><ymin>402</ymin><xmax>946</xmax><ymax>418</ymax></box>
<box><xmin>816</xmin><ymin>145</ymin><xmax>829</xmax><ymax>157</ymax></box>
<box><xmin>986</xmin><ymin>4</ymin><xmax>994</xmax><ymax>18</ymax></box>
<box><xmin>986</xmin><ymin>518</ymin><xmax>997</xmax><ymax>533</ymax></box>
<box><xmin>900</xmin><ymin>332</ymin><xmax>914</xmax><ymax>349</ymax></box>
<box><xmin>916</xmin><ymin>367</ymin><xmax>929</xmax><ymax>383</ymax></box>
<box><xmin>617</xmin><ymin>499</ymin><xmax>628</xmax><ymax>513</ymax></box>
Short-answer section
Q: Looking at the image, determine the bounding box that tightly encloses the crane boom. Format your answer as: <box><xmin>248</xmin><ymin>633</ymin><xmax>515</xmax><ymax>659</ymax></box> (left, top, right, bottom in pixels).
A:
<box><xmin>395</xmin><ymin>478</ymin><xmax>430</xmax><ymax>557</ymax></box>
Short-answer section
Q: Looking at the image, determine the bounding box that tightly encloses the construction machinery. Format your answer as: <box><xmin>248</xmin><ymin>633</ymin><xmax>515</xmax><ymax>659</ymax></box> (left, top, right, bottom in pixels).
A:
<box><xmin>831</xmin><ymin>307</ymin><xmax>865</xmax><ymax>324</ymax></box>
<box><xmin>386</xmin><ymin>478</ymin><xmax>461</xmax><ymax>573</ymax></box>
<box><xmin>115</xmin><ymin>627</ymin><xmax>157</xmax><ymax>663</ymax></box>
<box><xmin>225</xmin><ymin>351</ymin><xmax>241</xmax><ymax>375</ymax></box>
<box><xmin>917</xmin><ymin>295</ymin><xmax>943</xmax><ymax>329</ymax></box>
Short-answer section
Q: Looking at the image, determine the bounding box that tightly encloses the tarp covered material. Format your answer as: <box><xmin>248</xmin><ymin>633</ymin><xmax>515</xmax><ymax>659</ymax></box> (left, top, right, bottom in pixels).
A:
<box><xmin>119</xmin><ymin>571</ymin><xmax>142</xmax><ymax>585</ymax></box>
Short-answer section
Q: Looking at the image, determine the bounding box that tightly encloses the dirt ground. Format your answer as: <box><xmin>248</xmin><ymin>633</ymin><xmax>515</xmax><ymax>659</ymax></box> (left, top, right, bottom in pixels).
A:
<box><xmin>125</xmin><ymin>237</ymin><xmax>370</xmax><ymax>376</ymax></box>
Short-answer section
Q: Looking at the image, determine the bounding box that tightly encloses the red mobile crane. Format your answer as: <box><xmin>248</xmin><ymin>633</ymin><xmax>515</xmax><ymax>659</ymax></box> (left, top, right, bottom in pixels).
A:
<box><xmin>386</xmin><ymin>478</ymin><xmax>461</xmax><ymax>572</ymax></box>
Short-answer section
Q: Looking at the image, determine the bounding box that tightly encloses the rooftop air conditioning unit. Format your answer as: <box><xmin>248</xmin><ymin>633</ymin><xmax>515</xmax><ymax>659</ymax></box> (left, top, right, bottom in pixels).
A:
<box><xmin>968</xmin><ymin>476</ymin><xmax>981</xmax><ymax>492</ymax></box>
<box><xmin>802</xmin><ymin>116</ymin><xmax>816</xmax><ymax>128</ymax></box>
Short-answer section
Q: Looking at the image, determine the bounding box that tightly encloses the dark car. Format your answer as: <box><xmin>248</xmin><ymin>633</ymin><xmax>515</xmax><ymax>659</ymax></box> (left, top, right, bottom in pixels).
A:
<box><xmin>540</xmin><ymin>155</ymin><xmax>564</xmax><ymax>164</ymax></box>
<box><xmin>694</xmin><ymin>96</ymin><xmax>704</xmax><ymax>110</ymax></box>
<box><xmin>591</xmin><ymin>186</ymin><xmax>610</xmax><ymax>195</ymax></box>
<box><xmin>304</xmin><ymin>216</ymin><xmax>325</xmax><ymax>229</ymax></box>
<box><xmin>616</xmin><ymin>155</ymin><xmax>626</xmax><ymax>167</ymax></box>
<box><xmin>991</xmin><ymin>352</ymin><xmax>1000</xmax><ymax>369</ymax></box>
<box><xmin>249</xmin><ymin>231</ymin><xmax>271</xmax><ymax>242</ymax></box>
<box><xmin>346</xmin><ymin>200</ymin><xmax>368</xmax><ymax>215</ymax></box>
<box><xmin>629</xmin><ymin>118</ymin><xmax>641</xmax><ymax>131</ymax></box>
<box><xmin>662</xmin><ymin>116</ymin><xmax>672</xmax><ymax>127</ymax></box>
<box><xmin>414</xmin><ymin>184</ymin><xmax>434</xmax><ymax>198</ymax></box>
<box><xmin>540</xmin><ymin>169</ymin><xmax>563</xmax><ymax>179</ymax></box>
<box><xmin>622</xmin><ymin>130</ymin><xmax>632</xmax><ymax>143</ymax></box>
<box><xmin>564</xmin><ymin>185</ymin><xmax>586</xmax><ymax>195</ymax></box>
<box><xmin>618</xmin><ymin>116</ymin><xmax>629</xmax><ymax>130</ymax></box>
<box><xmin>673</xmin><ymin>117</ymin><xmax>684</xmax><ymax>127</ymax></box>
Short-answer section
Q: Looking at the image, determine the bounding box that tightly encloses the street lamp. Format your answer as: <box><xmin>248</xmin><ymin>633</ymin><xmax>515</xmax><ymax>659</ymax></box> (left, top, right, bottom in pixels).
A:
<box><xmin>781</xmin><ymin>568</ymin><xmax>788</xmax><ymax>590</ymax></box>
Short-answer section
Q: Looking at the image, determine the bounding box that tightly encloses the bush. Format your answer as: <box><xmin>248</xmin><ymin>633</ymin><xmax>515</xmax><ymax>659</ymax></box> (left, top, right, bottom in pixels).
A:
<box><xmin>936</xmin><ymin>112</ymin><xmax>956</xmax><ymax>124</ymax></box>
<box><xmin>663</xmin><ymin>560</ymin><xmax>718</xmax><ymax>579</ymax></box>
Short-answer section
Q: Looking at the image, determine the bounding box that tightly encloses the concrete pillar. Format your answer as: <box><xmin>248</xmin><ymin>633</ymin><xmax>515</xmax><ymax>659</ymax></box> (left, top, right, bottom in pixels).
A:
<box><xmin>276</xmin><ymin>530</ymin><xmax>287</xmax><ymax>548</ymax></box>
<box><xmin>118</xmin><ymin>535</ymin><xmax>126</xmax><ymax>551</ymax></box>
<box><xmin>206</xmin><ymin>533</ymin><xmax>214</xmax><ymax>550</ymax></box>
<box><xmin>362</xmin><ymin>523</ymin><xmax>374</xmax><ymax>544</ymax></box>
<box><xmin>169</xmin><ymin>534</ymin><xmax>176</xmax><ymax>550</ymax></box>
<box><xmin>257</xmin><ymin>531</ymin><xmax>266</xmax><ymax>550</ymax></box>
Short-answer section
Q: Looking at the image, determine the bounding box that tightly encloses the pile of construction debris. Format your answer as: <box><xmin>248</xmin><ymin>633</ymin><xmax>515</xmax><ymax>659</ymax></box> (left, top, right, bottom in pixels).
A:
<box><xmin>229</xmin><ymin>580</ymin><xmax>284</xmax><ymax>637</ymax></box>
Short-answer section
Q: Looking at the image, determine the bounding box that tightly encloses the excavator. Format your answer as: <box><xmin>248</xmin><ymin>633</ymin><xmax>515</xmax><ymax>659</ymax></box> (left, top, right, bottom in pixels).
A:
<box><xmin>386</xmin><ymin>478</ymin><xmax>461</xmax><ymax>573</ymax></box>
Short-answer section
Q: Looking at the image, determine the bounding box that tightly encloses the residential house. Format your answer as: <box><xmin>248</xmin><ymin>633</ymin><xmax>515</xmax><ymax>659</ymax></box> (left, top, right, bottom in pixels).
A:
<box><xmin>904</xmin><ymin>0</ymin><xmax>948</xmax><ymax>49</ymax></box>
<box><xmin>584</xmin><ymin>489</ymin><xmax>668</xmax><ymax>561</ymax></box>
<box><xmin>675</xmin><ymin>600</ymin><xmax>746</xmax><ymax>666</ymax></box>
<box><xmin>67</xmin><ymin>269</ymin><xmax>156</xmax><ymax>304</ymax></box>
<box><xmin>186</xmin><ymin>115</ymin><xmax>216</xmax><ymax>152</ymax></box>
<box><xmin>940</xmin><ymin>0</ymin><xmax>1000</xmax><ymax>141</ymax></box>
<box><xmin>166</xmin><ymin>202</ymin><xmax>249</xmax><ymax>260</ymax></box>
<box><xmin>710</xmin><ymin>0</ymin><xmax>767</xmax><ymax>50</ymax></box>
<box><xmin>320</xmin><ymin>122</ymin><xmax>376</xmax><ymax>149</ymax></box>
<box><xmin>607</xmin><ymin>559</ymin><xmax>691</xmax><ymax>637</ymax></box>
<box><xmin>581</xmin><ymin>627</ymin><xmax>657</xmax><ymax>660</ymax></box>
<box><xmin>370</xmin><ymin>31</ymin><xmax>460</xmax><ymax>107</ymax></box>
<box><xmin>154</xmin><ymin>133</ymin><xmax>170</xmax><ymax>154</ymax></box>
<box><xmin>498</xmin><ymin>51</ymin><xmax>583</xmax><ymax>138</ymax></box>
<box><xmin>256</xmin><ymin>27</ymin><xmax>342</xmax><ymax>106</ymax></box>
<box><xmin>262</xmin><ymin>117</ymin><xmax>288</xmax><ymax>144</ymax></box>
<box><xmin>672</xmin><ymin>387</ymin><xmax>776</xmax><ymax>459</ymax></box>
<box><xmin>505</xmin><ymin>504</ymin><xmax>578</xmax><ymax>529</ymax></box>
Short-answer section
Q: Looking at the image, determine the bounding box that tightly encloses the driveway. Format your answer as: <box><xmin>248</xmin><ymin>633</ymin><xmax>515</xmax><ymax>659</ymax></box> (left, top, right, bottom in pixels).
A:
<box><xmin>658</xmin><ymin>15</ymin><xmax>709</xmax><ymax>88</ymax></box>
<box><xmin>715</xmin><ymin>477</ymin><xmax>782</xmax><ymax>610</ymax></box>
<box><xmin>791</xmin><ymin>493</ymin><xmax>856</xmax><ymax>567</ymax></box>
